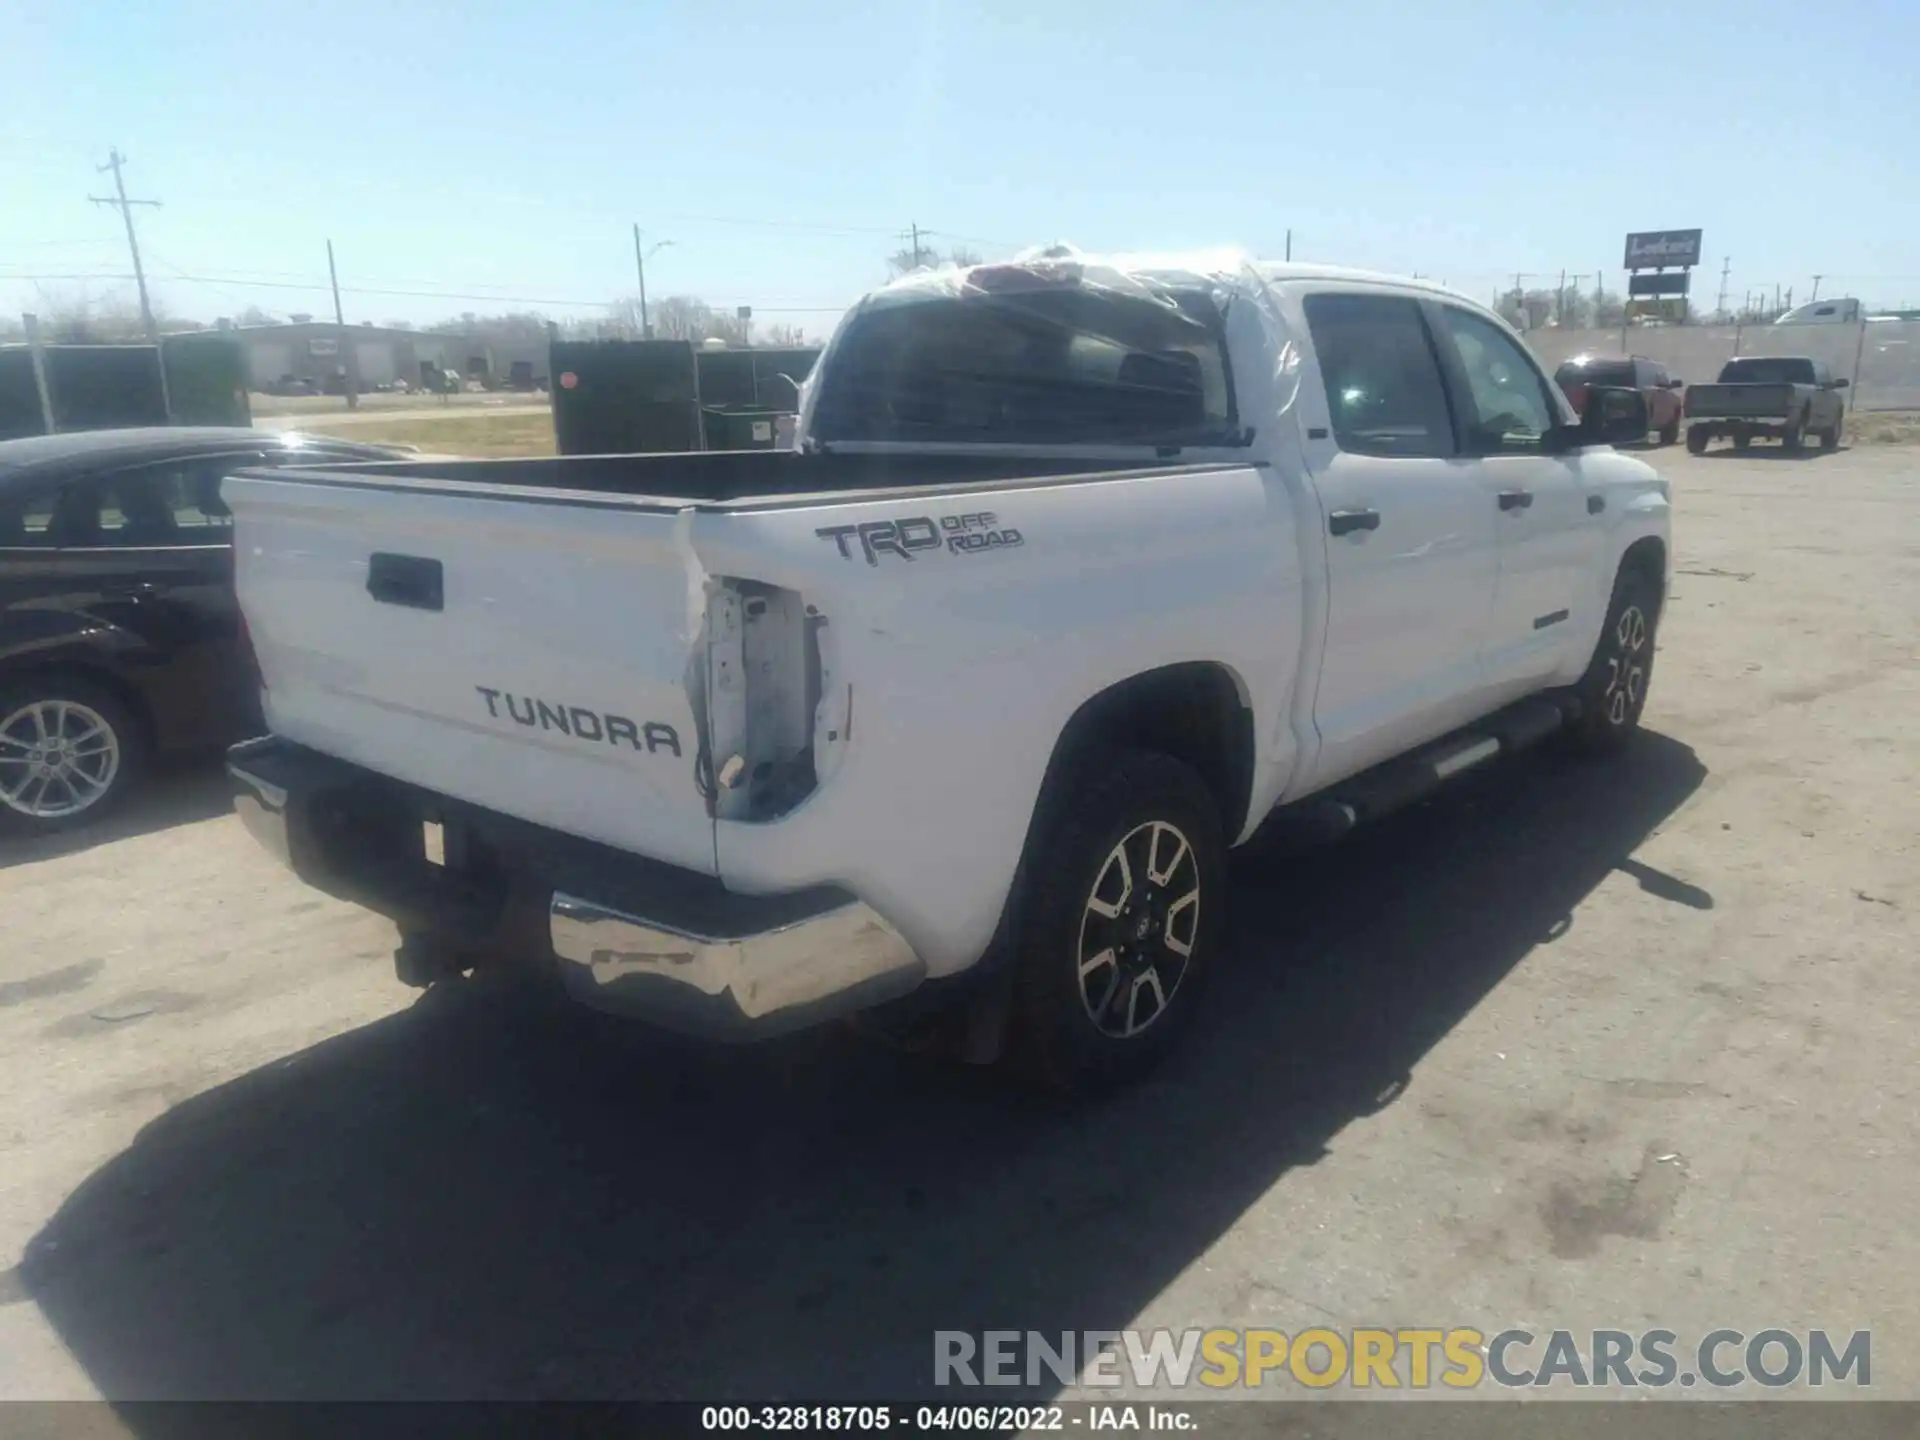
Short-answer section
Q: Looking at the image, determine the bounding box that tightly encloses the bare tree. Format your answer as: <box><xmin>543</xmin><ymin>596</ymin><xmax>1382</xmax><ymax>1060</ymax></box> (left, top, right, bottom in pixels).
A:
<box><xmin>759</xmin><ymin>322</ymin><xmax>811</xmax><ymax>347</ymax></box>
<box><xmin>602</xmin><ymin>295</ymin><xmax>749</xmax><ymax>344</ymax></box>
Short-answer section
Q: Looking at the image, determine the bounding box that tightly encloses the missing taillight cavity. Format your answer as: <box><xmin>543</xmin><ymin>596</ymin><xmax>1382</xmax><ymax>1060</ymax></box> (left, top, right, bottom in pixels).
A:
<box><xmin>705</xmin><ymin>580</ymin><xmax>828</xmax><ymax>823</ymax></box>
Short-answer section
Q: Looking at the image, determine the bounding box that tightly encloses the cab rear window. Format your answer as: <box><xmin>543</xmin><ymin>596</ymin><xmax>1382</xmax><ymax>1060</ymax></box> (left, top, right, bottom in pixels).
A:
<box><xmin>810</xmin><ymin>284</ymin><xmax>1239</xmax><ymax>447</ymax></box>
<box><xmin>1555</xmin><ymin>360</ymin><xmax>1635</xmax><ymax>387</ymax></box>
<box><xmin>1719</xmin><ymin>358</ymin><xmax>1816</xmax><ymax>384</ymax></box>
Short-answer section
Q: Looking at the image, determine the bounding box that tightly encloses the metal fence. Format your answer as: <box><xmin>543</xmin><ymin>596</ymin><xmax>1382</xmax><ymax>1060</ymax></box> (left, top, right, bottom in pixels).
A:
<box><xmin>1519</xmin><ymin>321</ymin><xmax>1920</xmax><ymax>411</ymax></box>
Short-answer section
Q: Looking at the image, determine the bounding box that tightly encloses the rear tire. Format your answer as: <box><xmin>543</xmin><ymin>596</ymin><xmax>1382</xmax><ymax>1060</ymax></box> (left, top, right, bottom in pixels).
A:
<box><xmin>1822</xmin><ymin>409</ymin><xmax>1843</xmax><ymax>451</ymax></box>
<box><xmin>1563</xmin><ymin>567</ymin><xmax>1660</xmax><ymax>755</ymax></box>
<box><xmin>1781</xmin><ymin>413</ymin><xmax>1805</xmax><ymax>452</ymax></box>
<box><xmin>1732</xmin><ymin>431</ymin><xmax>1752</xmax><ymax>450</ymax></box>
<box><xmin>0</xmin><ymin>676</ymin><xmax>144</xmax><ymax>837</ymax></box>
<box><xmin>1685</xmin><ymin>426</ymin><xmax>1709</xmax><ymax>455</ymax></box>
<box><xmin>1659</xmin><ymin>417</ymin><xmax>1680</xmax><ymax>447</ymax></box>
<box><xmin>1007</xmin><ymin>748</ymin><xmax>1226</xmax><ymax>1094</ymax></box>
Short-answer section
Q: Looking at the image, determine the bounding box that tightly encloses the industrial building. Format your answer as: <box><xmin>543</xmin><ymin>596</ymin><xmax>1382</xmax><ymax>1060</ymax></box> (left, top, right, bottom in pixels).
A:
<box><xmin>224</xmin><ymin>320</ymin><xmax>549</xmax><ymax>392</ymax></box>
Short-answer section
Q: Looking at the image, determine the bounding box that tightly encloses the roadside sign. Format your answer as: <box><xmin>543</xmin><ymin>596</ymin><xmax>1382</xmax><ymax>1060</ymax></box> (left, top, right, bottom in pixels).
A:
<box><xmin>1624</xmin><ymin>229</ymin><xmax>1703</xmax><ymax>270</ymax></box>
<box><xmin>1627</xmin><ymin>298</ymin><xmax>1687</xmax><ymax>323</ymax></box>
<box><xmin>1628</xmin><ymin>272</ymin><xmax>1692</xmax><ymax>296</ymax></box>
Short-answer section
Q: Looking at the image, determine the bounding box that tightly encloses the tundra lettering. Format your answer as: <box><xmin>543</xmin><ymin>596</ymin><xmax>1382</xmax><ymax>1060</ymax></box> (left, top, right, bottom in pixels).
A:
<box><xmin>475</xmin><ymin>686</ymin><xmax>680</xmax><ymax>756</ymax></box>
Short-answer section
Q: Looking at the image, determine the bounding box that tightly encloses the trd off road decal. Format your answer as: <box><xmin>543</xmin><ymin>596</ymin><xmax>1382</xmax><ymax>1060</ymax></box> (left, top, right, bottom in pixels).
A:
<box><xmin>815</xmin><ymin>510</ymin><xmax>1025</xmax><ymax>565</ymax></box>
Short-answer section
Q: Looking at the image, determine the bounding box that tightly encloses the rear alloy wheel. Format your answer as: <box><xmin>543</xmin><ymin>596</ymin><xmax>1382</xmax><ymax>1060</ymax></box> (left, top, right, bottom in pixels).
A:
<box><xmin>1076</xmin><ymin>820</ymin><xmax>1202</xmax><ymax>1041</ymax></box>
<box><xmin>1009</xmin><ymin>748</ymin><xmax>1225</xmax><ymax>1092</ymax></box>
<box><xmin>0</xmin><ymin>681</ymin><xmax>140</xmax><ymax>835</ymax></box>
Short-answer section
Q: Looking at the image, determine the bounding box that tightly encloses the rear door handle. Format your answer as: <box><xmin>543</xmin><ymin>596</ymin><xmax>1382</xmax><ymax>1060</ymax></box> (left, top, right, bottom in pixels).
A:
<box><xmin>1498</xmin><ymin>490</ymin><xmax>1534</xmax><ymax>511</ymax></box>
<box><xmin>1328</xmin><ymin>508</ymin><xmax>1381</xmax><ymax>536</ymax></box>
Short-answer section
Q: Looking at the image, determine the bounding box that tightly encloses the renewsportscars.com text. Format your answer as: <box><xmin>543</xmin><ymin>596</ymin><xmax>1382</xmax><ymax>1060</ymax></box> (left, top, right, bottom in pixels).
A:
<box><xmin>934</xmin><ymin>1328</ymin><xmax>1871</xmax><ymax>1390</ymax></box>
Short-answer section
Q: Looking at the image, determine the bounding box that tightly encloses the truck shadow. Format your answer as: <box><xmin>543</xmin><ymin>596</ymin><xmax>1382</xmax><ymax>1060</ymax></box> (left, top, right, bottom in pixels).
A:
<box><xmin>0</xmin><ymin>759</ymin><xmax>233</xmax><ymax>872</ymax></box>
<box><xmin>20</xmin><ymin>733</ymin><xmax>1706</xmax><ymax>1407</ymax></box>
<box><xmin>1693</xmin><ymin>446</ymin><xmax>1834</xmax><ymax>461</ymax></box>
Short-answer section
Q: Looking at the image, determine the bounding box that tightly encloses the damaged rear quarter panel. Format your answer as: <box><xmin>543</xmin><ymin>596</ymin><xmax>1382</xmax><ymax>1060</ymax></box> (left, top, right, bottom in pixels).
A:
<box><xmin>689</xmin><ymin>467</ymin><xmax>1298</xmax><ymax>976</ymax></box>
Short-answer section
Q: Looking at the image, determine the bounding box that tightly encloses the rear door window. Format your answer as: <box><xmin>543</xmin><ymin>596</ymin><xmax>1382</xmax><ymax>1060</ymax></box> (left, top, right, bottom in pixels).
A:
<box><xmin>1300</xmin><ymin>292</ymin><xmax>1457</xmax><ymax>458</ymax></box>
<box><xmin>0</xmin><ymin>486</ymin><xmax>58</xmax><ymax>548</ymax></box>
<box><xmin>54</xmin><ymin>456</ymin><xmax>259</xmax><ymax>548</ymax></box>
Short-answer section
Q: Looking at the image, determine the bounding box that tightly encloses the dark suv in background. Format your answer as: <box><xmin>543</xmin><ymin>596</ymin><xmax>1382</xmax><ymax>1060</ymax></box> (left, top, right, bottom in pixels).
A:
<box><xmin>1553</xmin><ymin>354</ymin><xmax>1686</xmax><ymax>446</ymax></box>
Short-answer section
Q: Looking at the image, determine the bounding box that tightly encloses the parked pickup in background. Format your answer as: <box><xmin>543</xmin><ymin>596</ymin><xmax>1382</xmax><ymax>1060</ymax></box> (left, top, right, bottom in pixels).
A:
<box><xmin>1685</xmin><ymin>356</ymin><xmax>1848</xmax><ymax>454</ymax></box>
<box><xmin>223</xmin><ymin>250</ymin><xmax>1671</xmax><ymax>1091</ymax></box>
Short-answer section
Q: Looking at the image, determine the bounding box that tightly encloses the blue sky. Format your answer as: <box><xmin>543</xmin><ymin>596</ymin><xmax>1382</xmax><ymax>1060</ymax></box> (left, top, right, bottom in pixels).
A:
<box><xmin>4</xmin><ymin>0</ymin><xmax>1916</xmax><ymax>337</ymax></box>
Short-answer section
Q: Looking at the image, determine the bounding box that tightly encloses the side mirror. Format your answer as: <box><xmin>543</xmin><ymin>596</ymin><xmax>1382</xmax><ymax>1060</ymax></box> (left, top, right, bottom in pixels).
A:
<box><xmin>1832</xmin><ymin>377</ymin><xmax>1850</xmax><ymax>390</ymax></box>
<box><xmin>1666</xmin><ymin>378</ymin><xmax>1686</xmax><ymax>389</ymax></box>
<box><xmin>1571</xmin><ymin>385</ymin><xmax>1648</xmax><ymax>448</ymax></box>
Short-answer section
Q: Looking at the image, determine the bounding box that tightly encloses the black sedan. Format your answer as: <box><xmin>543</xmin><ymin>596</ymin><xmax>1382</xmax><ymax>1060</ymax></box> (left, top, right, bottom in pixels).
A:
<box><xmin>0</xmin><ymin>427</ymin><xmax>407</xmax><ymax>834</ymax></box>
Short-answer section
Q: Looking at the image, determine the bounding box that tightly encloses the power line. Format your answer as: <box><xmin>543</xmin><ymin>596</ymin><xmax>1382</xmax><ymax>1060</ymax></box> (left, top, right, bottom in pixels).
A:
<box><xmin>0</xmin><ymin>269</ymin><xmax>852</xmax><ymax>311</ymax></box>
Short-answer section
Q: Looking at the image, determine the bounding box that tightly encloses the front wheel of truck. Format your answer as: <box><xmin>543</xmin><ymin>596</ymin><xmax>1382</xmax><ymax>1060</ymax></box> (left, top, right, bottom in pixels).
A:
<box><xmin>1008</xmin><ymin>748</ymin><xmax>1227</xmax><ymax>1094</ymax></box>
<box><xmin>1563</xmin><ymin>565</ymin><xmax>1660</xmax><ymax>755</ymax></box>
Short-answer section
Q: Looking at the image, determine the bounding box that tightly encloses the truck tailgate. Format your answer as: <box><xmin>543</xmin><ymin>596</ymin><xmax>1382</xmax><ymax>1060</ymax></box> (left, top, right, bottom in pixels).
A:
<box><xmin>225</xmin><ymin>471</ymin><xmax>717</xmax><ymax>874</ymax></box>
<box><xmin>1687</xmin><ymin>383</ymin><xmax>1796</xmax><ymax>418</ymax></box>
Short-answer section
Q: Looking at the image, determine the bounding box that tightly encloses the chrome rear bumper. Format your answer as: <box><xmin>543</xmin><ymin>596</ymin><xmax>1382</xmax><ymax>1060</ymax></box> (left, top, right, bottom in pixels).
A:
<box><xmin>550</xmin><ymin>892</ymin><xmax>925</xmax><ymax>1037</ymax></box>
<box><xmin>227</xmin><ymin>735</ymin><xmax>927</xmax><ymax>1040</ymax></box>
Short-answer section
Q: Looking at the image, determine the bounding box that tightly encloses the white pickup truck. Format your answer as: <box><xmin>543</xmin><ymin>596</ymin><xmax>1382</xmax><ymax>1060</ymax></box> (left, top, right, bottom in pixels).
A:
<box><xmin>226</xmin><ymin>250</ymin><xmax>1670</xmax><ymax>1089</ymax></box>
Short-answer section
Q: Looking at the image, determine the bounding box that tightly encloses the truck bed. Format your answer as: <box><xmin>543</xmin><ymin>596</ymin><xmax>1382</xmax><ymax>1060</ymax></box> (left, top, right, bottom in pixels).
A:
<box><xmin>223</xmin><ymin>446</ymin><xmax>1258</xmax><ymax>885</ymax></box>
<box><xmin>1684</xmin><ymin>383</ymin><xmax>1804</xmax><ymax>420</ymax></box>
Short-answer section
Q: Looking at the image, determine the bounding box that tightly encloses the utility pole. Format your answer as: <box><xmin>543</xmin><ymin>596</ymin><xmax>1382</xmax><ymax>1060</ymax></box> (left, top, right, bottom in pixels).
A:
<box><xmin>1285</xmin><ymin>229</ymin><xmax>1293</xmax><ymax>262</ymax></box>
<box><xmin>326</xmin><ymin>239</ymin><xmax>359</xmax><ymax>411</ymax></box>
<box><xmin>911</xmin><ymin>222</ymin><xmax>925</xmax><ymax>269</ymax></box>
<box><xmin>1716</xmin><ymin>256</ymin><xmax>1731</xmax><ymax>319</ymax></box>
<box><xmin>22</xmin><ymin>314</ymin><xmax>56</xmax><ymax>435</ymax></box>
<box><xmin>1810</xmin><ymin>274</ymin><xmax>1823</xmax><ymax>301</ymax></box>
<box><xmin>632</xmin><ymin>230</ymin><xmax>673</xmax><ymax>336</ymax></box>
<box><xmin>89</xmin><ymin>149</ymin><xmax>160</xmax><ymax>343</ymax></box>
<box><xmin>633</xmin><ymin>224</ymin><xmax>652</xmax><ymax>338</ymax></box>
<box><xmin>1556</xmin><ymin>269</ymin><xmax>1567</xmax><ymax>326</ymax></box>
<box><xmin>89</xmin><ymin>148</ymin><xmax>170</xmax><ymax>419</ymax></box>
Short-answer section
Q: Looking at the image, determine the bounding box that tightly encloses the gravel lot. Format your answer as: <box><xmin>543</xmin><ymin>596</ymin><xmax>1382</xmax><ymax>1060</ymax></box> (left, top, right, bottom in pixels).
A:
<box><xmin>0</xmin><ymin>444</ymin><xmax>1914</xmax><ymax>1406</ymax></box>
